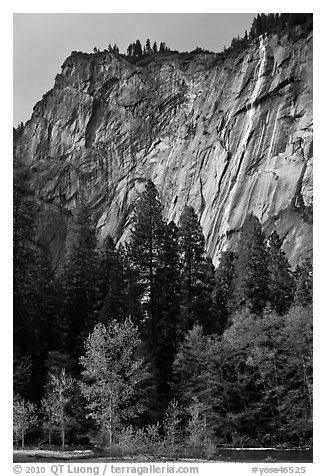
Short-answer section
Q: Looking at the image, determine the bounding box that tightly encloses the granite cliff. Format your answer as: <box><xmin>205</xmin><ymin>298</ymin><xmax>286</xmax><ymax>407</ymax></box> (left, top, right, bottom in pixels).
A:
<box><xmin>14</xmin><ymin>30</ymin><xmax>313</xmax><ymax>267</ymax></box>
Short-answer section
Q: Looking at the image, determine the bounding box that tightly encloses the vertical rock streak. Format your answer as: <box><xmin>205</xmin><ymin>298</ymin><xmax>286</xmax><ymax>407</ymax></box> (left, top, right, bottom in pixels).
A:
<box><xmin>267</xmin><ymin>103</ymin><xmax>282</xmax><ymax>162</ymax></box>
<box><xmin>219</xmin><ymin>37</ymin><xmax>268</xmax><ymax>241</ymax></box>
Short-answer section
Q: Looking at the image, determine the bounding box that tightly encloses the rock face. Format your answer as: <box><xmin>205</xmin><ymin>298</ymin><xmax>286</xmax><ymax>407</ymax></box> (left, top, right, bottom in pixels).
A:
<box><xmin>15</xmin><ymin>31</ymin><xmax>313</xmax><ymax>267</ymax></box>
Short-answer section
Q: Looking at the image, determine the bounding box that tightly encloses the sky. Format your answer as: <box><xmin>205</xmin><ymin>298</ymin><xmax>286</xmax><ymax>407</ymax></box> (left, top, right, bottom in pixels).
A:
<box><xmin>13</xmin><ymin>13</ymin><xmax>256</xmax><ymax>126</ymax></box>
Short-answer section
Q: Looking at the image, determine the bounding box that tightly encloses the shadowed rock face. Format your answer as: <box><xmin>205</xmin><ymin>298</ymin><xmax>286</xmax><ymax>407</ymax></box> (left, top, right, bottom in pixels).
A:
<box><xmin>15</xmin><ymin>31</ymin><xmax>313</xmax><ymax>268</ymax></box>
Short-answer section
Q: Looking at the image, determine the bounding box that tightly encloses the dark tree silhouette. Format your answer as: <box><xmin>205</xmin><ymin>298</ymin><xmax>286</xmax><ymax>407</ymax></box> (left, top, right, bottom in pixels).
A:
<box><xmin>231</xmin><ymin>214</ymin><xmax>269</xmax><ymax>315</ymax></box>
<box><xmin>266</xmin><ymin>231</ymin><xmax>294</xmax><ymax>315</ymax></box>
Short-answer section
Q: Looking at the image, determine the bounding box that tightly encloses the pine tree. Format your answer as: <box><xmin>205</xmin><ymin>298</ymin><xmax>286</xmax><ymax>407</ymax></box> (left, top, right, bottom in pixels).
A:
<box><xmin>13</xmin><ymin>158</ymin><xmax>39</xmax><ymax>356</ymax></box>
<box><xmin>95</xmin><ymin>236</ymin><xmax>129</xmax><ymax>324</ymax></box>
<box><xmin>134</xmin><ymin>39</ymin><xmax>142</xmax><ymax>58</ymax></box>
<box><xmin>128</xmin><ymin>180</ymin><xmax>165</xmax><ymax>330</ymax></box>
<box><xmin>163</xmin><ymin>400</ymin><xmax>181</xmax><ymax>455</ymax></box>
<box><xmin>172</xmin><ymin>325</ymin><xmax>209</xmax><ymax>408</ymax></box>
<box><xmin>185</xmin><ymin>396</ymin><xmax>214</xmax><ymax>458</ymax></box>
<box><xmin>151</xmin><ymin>221</ymin><xmax>181</xmax><ymax>406</ymax></box>
<box><xmin>14</xmin><ymin>158</ymin><xmax>57</xmax><ymax>400</ymax></box>
<box><xmin>154</xmin><ymin>221</ymin><xmax>181</xmax><ymax>349</ymax></box>
<box><xmin>232</xmin><ymin>214</ymin><xmax>269</xmax><ymax>315</ymax></box>
<box><xmin>159</xmin><ymin>42</ymin><xmax>166</xmax><ymax>52</ymax></box>
<box><xmin>179</xmin><ymin>206</ymin><xmax>205</xmax><ymax>331</ymax></box>
<box><xmin>153</xmin><ymin>41</ymin><xmax>158</xmax><ymax>53</ymax></box>
<box><xmin>178</xmin><ymin>206</ymin><xmax>215</xmax><ymax>333</ymax></box>
<box><xmin>80</xmin><ymin>319</ymin><xmax>149</xmax><ymax>446</ymax></box>
<box><xmin>128</xmin><ymin>181</ymin><xmax>180</xmax><ymax>414</ymax></box>
<box><xmin>119</xmin><ymin>245</ymin><xmax>144</xmax><ymax>327</ymax></box>
<box><xmin>213</xmin><ymin>250</ymin><xmax>236</xmax><ymax>334</ymax></box>
<box><xmin>294</xmin><ymin>257</ymin><xmax>313</xmax><ymax>306</ymax></box>
<box><xmin>127</xmin><ymin>43</ymin><xmax>133</xmax><ymax>57</ymax></box>
<box><xmin>58</xmin><ymin>199</ymin><xmax>99</xmax><ymax>358</ymax></box>
<box><xmin>267</xmin><ymin>231</ymin><xmax>294</xmax><ymax>315</ymax></box>
<box><xmin>145</xmin><ymin>38</ymin><xmax>152</xmax><ymax>55</ymax></box>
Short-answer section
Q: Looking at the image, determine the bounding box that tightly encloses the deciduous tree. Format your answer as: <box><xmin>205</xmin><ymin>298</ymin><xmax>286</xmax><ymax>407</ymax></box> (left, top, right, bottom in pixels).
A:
<box><xmin>80</xmin><ymin>319</ymin><xmax>149</xmax><ymax>446</ymax></box>
<box><xmin>41</xmin><ymin>368</ymin><xmax>75</xmax><ymax>449</ymax></box>
<box><xmin>13</xmin><ymin>396</ymin><xmax>37</xmax><ymax>449</ymax></box>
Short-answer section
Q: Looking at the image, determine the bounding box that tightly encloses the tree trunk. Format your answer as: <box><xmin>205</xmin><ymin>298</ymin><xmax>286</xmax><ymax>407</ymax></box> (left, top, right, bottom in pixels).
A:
<box><xmin>61</xmin><ymin>425</ymin><xmax>65</xmax><ymax>450</ymax></box>
<box><xmin>21</xmin><ymin>429</ymin><xmax>25</xmax><ymax>450</ymax></box>
<box><xmin>301</xmin><ymin>353</ymin><xmax>312</xmax><ymax>411</ymax></box>
<box><xmin>273</xmin><ymin>356</ymin><xmax>282</xmax><ymax>442</ymax></box>
<box><xmin>109</xmin><ymin>397</ymin><xmax>113</xmax><ymax>446</ymax></box>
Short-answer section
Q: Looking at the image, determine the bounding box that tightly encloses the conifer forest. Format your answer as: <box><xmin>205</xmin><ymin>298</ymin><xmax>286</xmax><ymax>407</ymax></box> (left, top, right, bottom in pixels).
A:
<box><xmin>13</xmin><ymin>171</ymin><xmax>312</xmax><ymax>454</ymax></box>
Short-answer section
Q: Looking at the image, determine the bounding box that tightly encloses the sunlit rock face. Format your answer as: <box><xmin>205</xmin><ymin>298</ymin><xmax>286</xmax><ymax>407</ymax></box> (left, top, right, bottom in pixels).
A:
<box><xmin>15</xmin><ymin>31</ymin><xmax>313</xmax><ymax>267</ymax></box>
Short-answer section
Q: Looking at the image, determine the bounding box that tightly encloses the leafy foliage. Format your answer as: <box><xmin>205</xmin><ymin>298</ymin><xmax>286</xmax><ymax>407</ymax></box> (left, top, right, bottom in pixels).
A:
<box><xmin>172</xmin><ymin>303</ymin><xmax>312</xmax><ymax>446</ymax></box>
<box><xmin>172</xmin><ymin>325</ymin><xmax>209</xmax><ymax>407</ymax></box>
<box><xmin>185</xmin><ymin>397</ymin><xmax>215</xmax><ymax>458</ymax></box>
<box><xmin>13</xmin><ymin>395</ymin><xmax>37</xmax><ymax>449</ymax></box>
<box><xmin>80</xmin><ymin>319</ymin><xmax>149</xmax><ymax>446</ymax></box>
<box><xmin>13</xmin><ymin>356</ymin><xmax>32</xmax><ymax>398</ymax></box>
<box><xmin>41</xmin><ymin>368</ymin><xmax>75</xmax><ymax>448</ymax></box>
<box><xmin>162</xmin><ymin>400</ymin><xmax>181</xmax><ymax>455</ymax></box>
